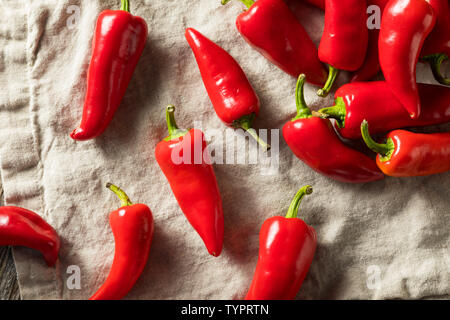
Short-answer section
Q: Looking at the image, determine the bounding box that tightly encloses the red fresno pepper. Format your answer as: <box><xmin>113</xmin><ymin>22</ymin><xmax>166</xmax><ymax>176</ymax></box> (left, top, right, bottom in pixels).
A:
<box><xmin>351</xmin><ymin>0</ymin><xmax>389</xmax><ymax>82</ymax></box>
<box><xmin>71</xmin><ymin>0</ymin><xmax>147</xmax><ymax>140</ymax></box>
<box><xmin>90</xmin><ymin>184</ymin><xmax>154</xmax><ymax>300</ymax></box>
<box><xmin>185</xmin><ymin>28</ymin><xmax>269</xmax><ymax>151</ymax></box>
<box><xmin>361</xmin><ymin>121</ymin><xmax>450</xmax><ymax>177</ymax></box>
<box><xmin>245</xmin><ymin>185</ymin><xmax>317</xmax><ymax>300</ymax></box>
<box><xmin>155</xmin><ymin>106</ymin><xmax>224</xmax><ymax>257</ymax></box>
<box><xmin>317</xmin><ymin>0</ymin><xmax>369</xmax><ymax>97</ymax></box>
<box><xmin>0</xmin><ymin>207</ymin><xmax>60</xmax><ymax>266</ymax></box>
<box><xmin>319</xmin><ymin>81</ymin><xmax>450</xmax><ymax>139</ymax></box>
<box><xmin>283</xmin><ymin>75</ymin><xmax>384</xmax><ymax>183</ymax></box>
<box><xmin>222</xmin><ymin>0</ymin><xmax>327</xmax><ymax>86</ymax></box>
<box><xmin>421</xmin><ymin>0</ymin><xmax>450</xmax><ymax>85</ymax></box>
<box><xmin>379</xmin><ymin>0</ymin><xmax>436</xmax><ymax>119</ymax></box>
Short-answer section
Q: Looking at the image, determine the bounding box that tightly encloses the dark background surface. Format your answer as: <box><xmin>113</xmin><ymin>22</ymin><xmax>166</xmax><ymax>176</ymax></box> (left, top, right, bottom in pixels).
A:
<box><xmin>0</xmin><ymin>186</ymin><xmax>21</xmax><ymax>300</ymax></box>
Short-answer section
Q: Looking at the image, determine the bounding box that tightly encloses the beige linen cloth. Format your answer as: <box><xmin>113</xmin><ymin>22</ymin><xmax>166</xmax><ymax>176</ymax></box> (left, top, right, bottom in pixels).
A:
<box><xmin>0</xmin><ymin>0</ymin><xmax>448</xmax><ymax>300</ymax></box>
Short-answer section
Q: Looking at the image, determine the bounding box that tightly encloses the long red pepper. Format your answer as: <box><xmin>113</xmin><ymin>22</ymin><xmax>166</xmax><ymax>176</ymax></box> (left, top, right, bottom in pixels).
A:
<box><xmin>317</xmin><ymin>0</ymin><xmax>369</xmax><ymax>96</ymax></box>
<box><xmin>0</xmin><ymin>207</ymin><xmax>60</xmax><ymax>267</ymax></box>
<box><xmin>245</xmin><ymin>185</ymin><xmax>317</xmax><ymax>300</ymax></box>
<box><xmin>71</xmin><ymin>0</ymin><xmax>148</xmax><ymax>140</ymax></box>
<box><xmin>90</xmin><ymin>184</ymin><xmax>154</xmax><ymax>300</ymax></box>
<box><xmin>361</xmin><ymin>121</ymin><xmax>450</xmax><ymax>177</ymax></box>
<box><xmin>319</xmin><ymin>81</ymin><xmax>450</xmax><ymax>139</ymax></box>
<box><xmin>283</xmin><ymin>75</ymin><xmax>384</xmax><ymax>183</ymax></box>
<box><xmin>185</xmin><ymin>28</ymin><xmax>269</xmax><ymax>151</ymax></box>
<box><xmin>421</xmin><ymin>0</ymin><xmax>450</xmax><ymax>85</ymax></box>
<box><xmin>351</xmin><ymin>0</ymin><xmax>389</xmax><ymax>82</ymax></box>
<box><xmin>155</xmin><ymin>106</ymin><xmax>224</xmax><ymax>257</ymax></box>
<box><xmin>379</xmin><ymin>0</ymin><xmax>436</xmax><ymax>119</ymax></box>
<box><xmin>222</xmin><ymin>0</ymin><xmax>327</xmax><ymax>86</ymax></box>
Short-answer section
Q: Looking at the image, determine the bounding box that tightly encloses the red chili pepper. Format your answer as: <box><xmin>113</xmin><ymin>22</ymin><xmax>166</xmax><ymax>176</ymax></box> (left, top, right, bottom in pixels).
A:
<box><xmin>90</xmin><ymin>183</ymin><xmax>154</xmax><ymax>300</ymax></box>
<box><xmin>361</xmin><ymin>121</ymin><xmax>450</xmax><ymax>177</ymax></box>
<box><xmin>71</xmin><ymin>0</ymin><xmax>148</xmax><ymax>141</ymax></box>
<box><xmin>245</xmin><ymin>185</ymin><xmax>317</xmax><ymax>300</ymax></box>
<box><xmin>351</xmin><ymin>0</ymin><xmax>389</xmax><ymax>82</ymax></box>
<box><xmin>155</xmin><ymin>106</ymin><xmax>224</xmax><ymax>257</ymax></box>
<box><xmin>0</xmin><ymin>206</ymin><xmax>60</xmax><ymax>267</ymax></box>
<box><xmin>317</xmin><ymin>0</ymin><xmax>369</xmax><ymax>97</ymax></box>
<box><xmin>379</xmin><ymin>0</ymin><xmax>436</xmax><ymax>119</ymax></box>
<box><xmin>421</xmin><ymin>0</ymin><xmax>450</xmax><ymax>85</ymax></box>
<box><xmin>222</xmin><ymin>0</ymin><xmax>327</xmax><ymax>86</ymax></box>
<box><xmin>319</xmin><ymin>81</ymin><xmax>450</xmax><ymax>139</ymax></box>
<box><xmin>283</xmin><ymin>75</ymin><xmax>384</xmax><ymax>183</ymax></box>
<box><xmin>185</xmin><ymin>28</ymin><xmax>269</xmax><ymax>151</ymax></box>
<box><xmin>303</xmin><ymin>0</ymin><xmax>325</xmax><ymax>10</ymax></box>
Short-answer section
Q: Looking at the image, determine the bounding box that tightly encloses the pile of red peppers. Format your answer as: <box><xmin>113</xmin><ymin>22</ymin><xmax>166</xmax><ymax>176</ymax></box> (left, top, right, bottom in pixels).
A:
<box><xmin>1</xmin><ymin>0</ymin><xmax>449</xmax><ymax>301</ymax></box>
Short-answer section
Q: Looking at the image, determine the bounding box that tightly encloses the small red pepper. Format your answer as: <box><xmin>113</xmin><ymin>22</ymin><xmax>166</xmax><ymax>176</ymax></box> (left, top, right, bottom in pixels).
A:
<box><xmin>421</xmin><ymin>0</ymin><xmax>450</xmax><ymax>85</ymax></box>
<box><xmin>245</xmin><ymin>185</ymin><xmax>317</xmax><ymax>300</ymax></box>
<box><xmin>317</xmin><ymin>0</ymin><xmax>369</xmax><ymax>97</ymax></box>
<box><xmin>71</xmin><ymin>0</ymin><xmax>148</xmax><ymax>140</ymax></box>
<box><xmin>361</xmin><ymin>121</ymin><xmax>450</xmax><ymax>177</ymax></box>
<box><xmin>0</xmin><ymin>206</ymin><xmax>60</xmax><ymax>267</ymax></box>
<box><xmin>222</xmin><ymin>0</ymin><xmax>327</xmax><ymax>86</ymax></box>
<box><xmin>90</xmin><ymin>183</ymin><xmax>154</xmax><ymax>300</ymax></box>
<box><xmin>319</xmin><ymin>81</ymin><xmax>450</xmax><ymax>139</ymax></box>
<box><xmin>185</xmin><ymin>28</ymin><xmax>269</xmax><ymax>151</ymax></box>
<box><xmin>283</xmin><ymin>75</ymin><xmax>384</xmax><ymax>183</ymax></box>
<box><xmin>351</xmin><ymin>0</ymin><xmax>389</xmax><ymax>82</ymax></box>
<box><xmin>379</xmin><ymin>0</ymin><xmax>436</xmax><ymax>119</ymax></box>
<box><xmin>155</xmin><ymin>106</ymin><xmax>224</xmax><ymax>257</ymax></box>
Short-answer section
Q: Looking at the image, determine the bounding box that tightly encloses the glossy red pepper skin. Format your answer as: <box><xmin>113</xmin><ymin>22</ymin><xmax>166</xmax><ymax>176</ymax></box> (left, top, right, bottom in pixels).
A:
<box><xmin>351</xmin><ymin>0</ymin><xmax>389</xmax><ymax>82</ymax></box>
<box><xmin>90</xmin><ymin>184</ymin><xmax>154</xmax><ymax>300</ymax></box>
<box><xmin>227</xmin><ymin>0</ymin><xmax>327</xmax><ymax>86</ymax></box>
<box><xmin>421</xmin><ymin>0</ymin><xmax>450</xmax><ymax>57</ymax></box>
<box><xmin>379</xmin><ymin>0</ymin><xmax>436</xmax><ymax>119</ymax></box>
<box><xmin>0</xmin><ymin>206</ymin><xmax>60</xmax><ymax>267</ymax></box>
<box><xmin>283</xmin><ymin>75</ymin><xmax>384</xmax><ymax>183</ymax></box>
<box><xmin>361</xmin><ymin>122</ymin><xmax>450</xmax><ymax>177</ymax></box>
<box><xmin>185</xmin><ymin>28</ymin><xmax>269</xmax><ymax>150</ymax></box>
<box><xmin>71</xmin><ymin>2</ymin><xmax>148</xmax><ymax>141</ymax></box>
<box><xmin>245</xmin><ymin>186</ymin><xmax>317</xmax><ymax>300</ymax></box>
<box><xmin>155</xmin><ymin>107</ymin><xmax>224</xmax><ymax>257</ymax></box>
<box><xmin>319</xmin><ymin>0</ymin><xmax>369</xmax><ymax>72</ymax></box>
<box><xmin>320</xmin><ymin>82</ymin><xmax>450</xmax><ymax>139</ymax></box>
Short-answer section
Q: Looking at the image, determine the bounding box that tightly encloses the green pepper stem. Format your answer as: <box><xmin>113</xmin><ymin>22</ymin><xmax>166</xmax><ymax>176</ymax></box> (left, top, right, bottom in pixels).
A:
<box><xmin>360</xmin><ymin>120</ymin><xmax>389</xmax><ymax>155</ymax></box>
<box><xmin>317</xmin><ymin>65</ymin><xmax>340</xmax><ymax>97</ymax></box>
<box><xmin>236</xmin><ymin>114</ymin><xmax>271</xmax><ymax>152</ymax></box>
<box><xmin>422</xmin><ymin>53</ymin><xmax>450</xmax><ymax>86</ymax></box>
<box><xmin>221</xmin><ymin>0</ymin><xmax>255</xmax><ymax>9</ymax></box>
<box><xmin>106</xmin><ymin>183</ymin><xmax>133</xmax><ymax>207</ymax></box>
<box><xmin>164</xmin><ymin>105</ymin><xmax>189</xmax><ymax>141</ymax></box>
<box><xmin>294</xmin><ymin>74</ymin><xmax>313</xmax><ymax>119</ymax></box>
<box><xmin>318</xmin><ymin>97</ymin><xmax>346</xmax><ymax>128</ymax></box>
<box><xmin>121</xmin><ymin>0</ymin><xmax>130</xmax><ymax>12</ymax></box>
<box><xmin>285</xmin><ymin>186</ymin><xmax>313</xmax><ymax>219</ymax></box>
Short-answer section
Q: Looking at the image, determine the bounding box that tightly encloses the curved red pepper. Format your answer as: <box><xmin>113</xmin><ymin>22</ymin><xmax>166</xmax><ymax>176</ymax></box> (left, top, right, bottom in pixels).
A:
<box><xmin>351</xmin><ymin>0</ymin><xmax>389</xmax><ymax>82</ymax></box>
<box><xmin>245</xmin><ymin>185</ymin><xmax>317</xmax><ymax>300</ymax></box>
<box><xmin>0</xmin><ymin>207</ymin><xmax>60</xmax><ymax>267</ymax></box>
<box><xmin>317</xmin><ymin>0</ymin><xmax>369</xmax><ymax>96</ymax></box>
<box><xmin>421</xmin><ymin>0</ymin><xmax>450</xmax><ymax>85</ymax></box>
<box><xmin>222</xmin><ymin>0</ymin><xmax>327</xmax><ymax>86</ymax></box>
<box><xmin>283</xmin><ymin>75</ymin><xmax>384</xmax><ymax>183</ymax></box>
<box><xmin>90</xmin><ymin>183</ymin><xmax>154</xmax><ymax>300</ymax></box>
<box><xmin>155</xmin><ymin>106</ymin><xmax>224</xmax><ymax>257</ymax></box>
<box><xmin>361</xmin><ymin>121</ymin><xmax>450</xmax><ymax>177</ymax></box>
<box><xmin>379</xmin><ymin>0</ymin><xmax>436</xmax><ymax>119</ymax></box>
<box><xmin>71</xmin><ymin>0</ymin><xmax>148</xmax><ymax>141</ymax></box>
<box><xmin>320</xmin><ymin>81</ymin><xmax>450</xmax><ymax>139</ymax></box>
<box><xmin>185</xmin><ymin>28</ymin><xmax>269</xmax><ymax>151</ymax></box>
